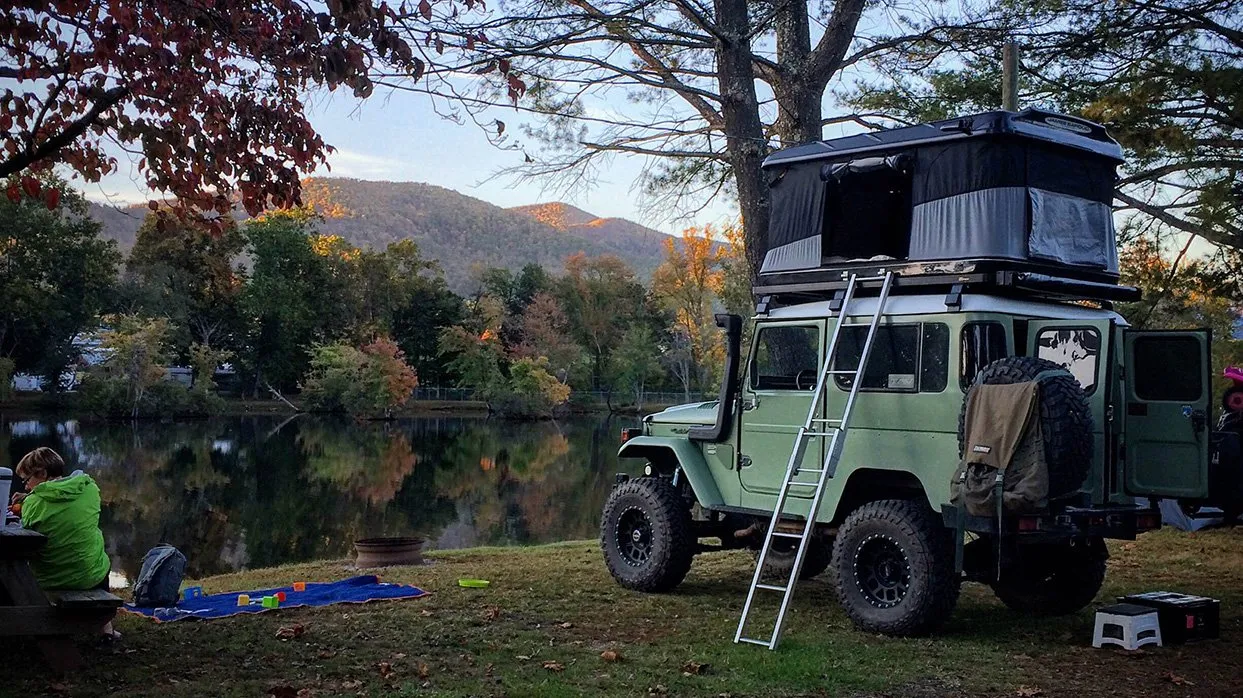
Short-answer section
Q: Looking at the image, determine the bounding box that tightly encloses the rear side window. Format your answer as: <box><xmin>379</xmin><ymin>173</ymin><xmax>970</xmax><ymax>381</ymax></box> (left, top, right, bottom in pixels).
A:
<box><xmin>752</xmin><ymin>325</ymin><xmax>820</xmax><ymax>391</ymax></box>
<box><xmin>1132</xmin><ymin>335</ymin><xmax>1202</xmax><ymax>401</ymax></box>
<box><xmin>834</xmin><ymin>323</ymin><xmax>949</xmax><ymax>393</ymax></box>
<box><xmin>960</xmin><ymin>322</ymin><xmax>1008</xmax><ymax>390</ymax></box>
<box><xmin>1037</xmin><ymin>327</ymin><xmax>1100</xmax><ymax>394</ymax></box>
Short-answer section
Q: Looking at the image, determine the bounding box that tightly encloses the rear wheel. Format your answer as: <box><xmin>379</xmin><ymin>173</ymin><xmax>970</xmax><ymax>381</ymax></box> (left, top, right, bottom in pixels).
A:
<box><xmin>601</xmin><ymin>477</ymin><xmax>695</xmax><ymax>592</ymax></box>
<box><xmin>832</xmin><ymin>499</ymin><xmax>960</xmax><ymax>636</ymax></box>
<box><xmin>991</xmin><ymin>538</ymin><xmax>1107</xmax><ymax>615</ymax></box>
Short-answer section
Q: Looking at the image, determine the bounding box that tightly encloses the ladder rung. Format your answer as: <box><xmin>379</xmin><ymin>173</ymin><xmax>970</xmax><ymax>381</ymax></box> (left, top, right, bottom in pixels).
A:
<box><xmin>793</xmin><ymin>468</ymin><xmax>824</xmax><ymax>475</ymax></box>
<box><xmin>785</xmin><ymin>481</ymin><xmax>817</xmax><ymax>489</ymax></box>
<box><xmin>770</xmin><ymin>531</ymin><xmax>803</xmax><ymax>539</ymax></box>
<box><xmin>825</xmin><ymin>369</ymin><xmax>856</xmax><ymax>375</ymax></box>
<box><xmin>755</xmin><ymin>583</ymin><xmax>788</xmax><ymax>592</ymax></box>
<box><xmin>738</xmin><ymin>637</ymin><xmax>772</xmax><ymax>647</ymax></box>
<box><xmin>839</xmin><ymin>322</ymin><xmax>876</xmax><ymax>328</ymax></box>
<box><xmin>810</xmin><ymin>418</ymin><xmax>842</xmax><ymax>423</ymax></box>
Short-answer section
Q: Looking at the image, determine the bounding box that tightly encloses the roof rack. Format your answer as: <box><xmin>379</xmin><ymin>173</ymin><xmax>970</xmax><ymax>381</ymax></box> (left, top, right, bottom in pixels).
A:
<box><xmin>752</xmin><ymin>258</ymin><xmax>1139</xmax><ymax>313</ymax></box>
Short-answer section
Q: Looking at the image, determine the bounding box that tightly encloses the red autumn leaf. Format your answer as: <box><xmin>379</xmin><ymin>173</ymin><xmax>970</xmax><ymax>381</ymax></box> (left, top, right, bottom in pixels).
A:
<box><xmin>434</xmin><ymin>37</ymin><xmax>444</xmax><ymax>54</ymax></box>
<box><xmin>495</xmin><ymin>119</ymin><xmax>505</xmax><ymax>136</ymax></box>
<box><xmin>5</xmin><ymin>185</ymin><xmax>20</xmax><ymax>204</ymax></box>
<box><xmin>466</xmin><ymin>35</ymin><xmax>475</xmax><ymax>50</ymax></box>
<box><xmin>0</xmin><ymin>114</ymin><xmax>11</xmax><ymax>130</ymax></box>
<box><xmin>417</xmin><ymin>0</ymin><xmax>431</xmax><ymax>19</ymax></box>
<box><xmin>498</xmin><ymin>58</ymin><xmax>510</xmax><ymax>74</ymax></box>
<box><xmin>44</xmin><ymin>188</ymin><xmax>60</xmax><ymax>210</ymax></box>
<box><xmin>20</xmin><ymin>177</ymin><xmax>40</xmax><ymax>198</ymax></box>
<box><xmin>148</xmin><ymin>200</ymin><xmax>160</xmax><ymax>211</ymax></box>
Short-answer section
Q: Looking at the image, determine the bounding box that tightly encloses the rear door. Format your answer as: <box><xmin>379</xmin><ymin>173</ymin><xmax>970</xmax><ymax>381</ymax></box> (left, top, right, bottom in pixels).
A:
<box><xmin>1025</xmin><ymin>319</ymin><xmax>1113</xmax><ymax>501</ymax></box>
<box><xmin>1122</xmin><ymin>330</ymin><xmax>1211</xmax><ymax>499</ymax></box>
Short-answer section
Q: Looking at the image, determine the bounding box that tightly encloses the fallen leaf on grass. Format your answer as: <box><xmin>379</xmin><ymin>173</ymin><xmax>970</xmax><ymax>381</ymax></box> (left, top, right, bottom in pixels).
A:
<box><xmin>543</xmin><ymin>661</ymin><xmax>565</xmax><ymax>672</ymax></box>
<box><xmin>276</xmin><ymin>623</ymin><xmax>306</xmax><ymax>640</ymax></box>
<box><xmin>600</xmin><ymin>650</ymin><xmax>622</xmax><ymax>662</ymax></box>
<box><xmin>681</xmin><ymin>661</ymin><xmax>710</xmax><ymax>676</ymax></box>
<box><xmin>417</xmin><ymin>662</ymin><xmax>430</xmax><ymax>680</ymax></box>
<box><xmin>376</xmin><ymin>661</ymin><xmax>395</xmax><ymax>680</ymax></box>
<box><xmin>340</xmin><ymin>679</ymin><xmax>363</xmax><ymax>690</ymax></box>
<box><xmin>481</xmin><ymin>605</ymin><xmax>502</xmax><ymax>621</ymax></box>
<box><xmin>558</xmin><ymin>621</ymin><xmax>573</xmax><ymax>628</ymax></box>
<box><xmin>516</xmin><ymin>655</ymin><xmax>532</xmax><ymax>661</ymax></box>
<box><xmin>393</xmin><ymin>653</ymin><xmax>406</xmax><ymax>660</ymax></box>
<box><xmin>1163</xmin><ymin>672</ymin><xmax>1194</xmax><ymax>686</ymax></box>
<box><xmin>1015</xmin><ymin>687</ymin><xmax>1044</xmax><ymax>697</ymax></box>
<box><xmin>420</xmin><ymin>609</ymin><xmax>434</xmax><ymax>617</ymax></box>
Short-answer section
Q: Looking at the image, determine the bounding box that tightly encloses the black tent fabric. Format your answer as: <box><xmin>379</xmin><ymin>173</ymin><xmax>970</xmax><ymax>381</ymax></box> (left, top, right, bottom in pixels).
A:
<box><xmin>763</xmin><ymin>164</ymin><xmax>826</xmax><ymax>273</ymax></box>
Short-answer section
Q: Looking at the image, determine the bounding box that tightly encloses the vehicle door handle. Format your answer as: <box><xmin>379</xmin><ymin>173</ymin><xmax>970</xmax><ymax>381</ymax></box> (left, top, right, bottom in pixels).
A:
<box><xmin>743</xmin><ymin>398</ymin><xmax>759</xmax><ymax>411</ymax></box>
<box><xmin>1190</xmin><ymin>408</ymin><xmax>1207</xmax><ymax>433</ymax></box>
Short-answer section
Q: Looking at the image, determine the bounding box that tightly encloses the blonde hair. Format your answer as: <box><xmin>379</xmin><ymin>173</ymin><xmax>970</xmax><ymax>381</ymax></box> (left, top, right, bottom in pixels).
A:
<box><xmin>16</xmin><ymin>447</ymin><xmax>66</xmax><ymax>481</ymax></box>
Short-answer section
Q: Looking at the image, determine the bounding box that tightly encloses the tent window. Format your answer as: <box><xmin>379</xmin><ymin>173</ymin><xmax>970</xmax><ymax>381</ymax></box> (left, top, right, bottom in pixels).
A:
<box><xmin>821</xmin><ymin>162</ymin><xmax>913</xmax><ymax>262</ymax></box>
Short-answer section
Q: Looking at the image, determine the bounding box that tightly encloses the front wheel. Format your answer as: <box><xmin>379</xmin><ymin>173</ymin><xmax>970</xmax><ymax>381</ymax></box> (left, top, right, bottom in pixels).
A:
<box><xmin>832</xmin><ymin>499</ymin><xmax>960</xmax><ymax>636</ymax></box>
<box><xmin>991</xmin><ymin>538</ymin><xmax>1107</xmax><ymax>615</ymax></box>
<box><xmin>600</xmin><ymin>477</ymin><xmax>695</xmax><ymax>592</ymax></box>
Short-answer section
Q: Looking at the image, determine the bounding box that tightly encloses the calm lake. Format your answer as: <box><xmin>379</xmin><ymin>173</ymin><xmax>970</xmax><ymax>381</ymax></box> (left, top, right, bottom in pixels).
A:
<box><xmin>2</xmin><ymin>413</ymin><xmax>642</xmax><ymax>586</ymax></box>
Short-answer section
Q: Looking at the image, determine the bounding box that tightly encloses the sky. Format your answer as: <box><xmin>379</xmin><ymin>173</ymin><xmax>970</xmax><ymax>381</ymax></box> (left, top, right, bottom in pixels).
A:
<box><xmin>80</xmin><ymin>80</ymin><xmax>742</xmax><ymax>235</ymax></box>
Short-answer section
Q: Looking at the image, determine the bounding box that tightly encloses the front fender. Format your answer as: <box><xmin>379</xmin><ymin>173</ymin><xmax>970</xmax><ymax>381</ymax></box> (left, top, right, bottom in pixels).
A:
<box><xmin>618</xmin><ymin>436</ymin><xmax>724</xmax><ymax>509</ymax></box>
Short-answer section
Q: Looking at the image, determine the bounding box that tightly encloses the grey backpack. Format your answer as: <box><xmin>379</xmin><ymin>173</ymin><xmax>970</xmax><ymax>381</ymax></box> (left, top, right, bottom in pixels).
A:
<box><xmin>133</xmin><ymin>545</ymin><xmax>187</xmax><ymax>607</ymax></box>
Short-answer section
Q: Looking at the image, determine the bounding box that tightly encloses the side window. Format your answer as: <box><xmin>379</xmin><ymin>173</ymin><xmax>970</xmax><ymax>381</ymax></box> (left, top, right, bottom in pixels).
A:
<box><xmin>751</xmin><ymin>325</ymin><xmax>820</xmax><ymax>391</ymax></box>
<box><xmin>921</xmin><ymin>323</ymin><xmax>949</xmax><ymax>393</ymax></box>
<box><xmin>960</xmin><ymin>322</ymin><xmax>1008</xmax><ymax>390</ymax></box>
<box><xmin>1036</xmin><ymin>327</ymin><xmax>1101</xmax><ymax>394</ymax></box>
<box><xmin>834</xmin><ymin>323</ymin><xmax>947</xmax><ymax>393</ymax></box>
<box><xmin>1133</xmin><ymin>336</ymin><xmax>1202</xmax><ymax>401</ymax></box>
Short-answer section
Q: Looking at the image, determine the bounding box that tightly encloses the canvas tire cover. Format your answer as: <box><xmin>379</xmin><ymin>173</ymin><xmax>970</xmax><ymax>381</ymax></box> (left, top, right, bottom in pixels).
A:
<box><xmin>957</xmin><ymin>356</ymin><xmax>1093</xmax><ymax>499</ymax></box>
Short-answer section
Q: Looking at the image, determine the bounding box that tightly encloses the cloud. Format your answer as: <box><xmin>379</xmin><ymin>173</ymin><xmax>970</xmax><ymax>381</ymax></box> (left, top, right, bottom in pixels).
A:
<box><xmin>323</xmin><ymin>147</ymin><xmax>407</xmax><ymax>180</ymax></box>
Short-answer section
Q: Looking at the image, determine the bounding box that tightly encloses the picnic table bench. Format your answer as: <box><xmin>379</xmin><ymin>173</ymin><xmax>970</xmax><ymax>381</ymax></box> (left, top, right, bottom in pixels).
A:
<box><xmin>0</xmin><ymin>525</ymin><xmax>122</xmax><ymax>671</ymax></box>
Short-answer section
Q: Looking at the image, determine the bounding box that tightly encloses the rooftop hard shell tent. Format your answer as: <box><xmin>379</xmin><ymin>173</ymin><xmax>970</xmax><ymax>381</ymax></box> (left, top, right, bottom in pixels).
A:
<box><xmin>758</xmin><ymin>109</ymin><xmax>1123</xmax><ymax>285</ymax></box>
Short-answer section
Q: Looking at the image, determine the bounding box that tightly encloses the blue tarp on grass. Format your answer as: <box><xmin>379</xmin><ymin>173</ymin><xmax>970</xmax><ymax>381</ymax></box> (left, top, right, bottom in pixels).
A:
<box><xmin>121</xmin><ymin>574</ymin><xmax>427</xmax><ymax>622</ymax></box>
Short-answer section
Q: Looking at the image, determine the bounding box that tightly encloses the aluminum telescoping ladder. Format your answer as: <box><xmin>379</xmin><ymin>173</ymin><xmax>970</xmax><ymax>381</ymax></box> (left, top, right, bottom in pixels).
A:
<box><xmin>735</xmin><ymin>271</ymin><xmax>895</xmax><ymax>649</ymax></box>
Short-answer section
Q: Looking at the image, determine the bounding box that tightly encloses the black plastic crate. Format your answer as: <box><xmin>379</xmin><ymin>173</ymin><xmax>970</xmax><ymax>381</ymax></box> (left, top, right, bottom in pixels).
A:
<box><xmin>1119</xmin><ymin>591</ymin><xmax>1220</xmax><ymax>643</ymax></box>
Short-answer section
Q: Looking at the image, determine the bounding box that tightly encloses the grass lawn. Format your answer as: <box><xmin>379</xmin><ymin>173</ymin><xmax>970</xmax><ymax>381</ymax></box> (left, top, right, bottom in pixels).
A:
<box><xmin>10</xmin><ymin>527</ymin><xmax>1243</xmax><ymax>697</ymax></box>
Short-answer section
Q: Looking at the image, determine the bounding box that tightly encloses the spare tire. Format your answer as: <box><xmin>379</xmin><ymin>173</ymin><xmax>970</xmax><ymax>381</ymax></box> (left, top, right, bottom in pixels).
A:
<box><xmin>958</xmin><ymin>356</ymin><xmax>1093</xmax><ymax>498</ymax></box>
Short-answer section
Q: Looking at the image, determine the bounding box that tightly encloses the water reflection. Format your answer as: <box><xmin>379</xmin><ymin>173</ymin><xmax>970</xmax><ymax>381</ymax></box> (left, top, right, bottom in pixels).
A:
<box><xmin>1</xmin><ymin>414</ymin><xmax>641</xmax><ymax>585</ymax></box>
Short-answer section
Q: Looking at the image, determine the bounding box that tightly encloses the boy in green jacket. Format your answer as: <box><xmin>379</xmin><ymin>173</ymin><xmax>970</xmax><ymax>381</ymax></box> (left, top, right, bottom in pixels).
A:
<box><xmin>12</xmin><ymin>447</ymin><xmax>117</xmax><ymax>637</ymax></box>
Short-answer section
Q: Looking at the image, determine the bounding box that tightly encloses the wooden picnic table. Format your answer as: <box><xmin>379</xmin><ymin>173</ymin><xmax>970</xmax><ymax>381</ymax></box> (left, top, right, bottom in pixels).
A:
<box><xmin>0</xmin><ymin>524</ymin><xmax>122</xmax><ymax>672</ymax></box>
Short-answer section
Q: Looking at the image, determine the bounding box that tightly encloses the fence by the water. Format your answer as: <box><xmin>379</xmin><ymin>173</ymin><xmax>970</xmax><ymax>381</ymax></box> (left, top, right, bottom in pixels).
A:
<box><xmin>411</xmin><ymin>386</ymin><xmax>714</xmax><ymax>406</ymax></box>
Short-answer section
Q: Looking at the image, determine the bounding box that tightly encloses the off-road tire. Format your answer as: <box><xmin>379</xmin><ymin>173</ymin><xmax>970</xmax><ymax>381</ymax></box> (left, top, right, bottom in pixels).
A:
<box><xmin>832</xmin><ymin>499</ymin><xmax>960</xmax><ymax>636</ymax></box>
<box><xmin>991</xmin><ymin>538</ymin><xmax>1108</xmax><ymax>615</ymax></box>
<box><xmin>600</xmin><ymin>477</ymin><xmax>695</xmax><ymax>593</ymax></box>
<box><xmin>959</xmin><ymin>356</ymin><xmax>1094</xmax><ymax>498</ymax></box>
<box><xmin>759</xmin><ymin>537</ymin><xmax>832</xmax><ymax>581</ymax></box>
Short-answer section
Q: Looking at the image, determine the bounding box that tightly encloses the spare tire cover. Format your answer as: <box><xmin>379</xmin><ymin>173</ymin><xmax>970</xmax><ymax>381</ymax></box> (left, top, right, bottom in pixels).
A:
<box><xmin>958</xmin><ymin>356</ymin><xmax>1094</xmax><ymax>499</ymax></box>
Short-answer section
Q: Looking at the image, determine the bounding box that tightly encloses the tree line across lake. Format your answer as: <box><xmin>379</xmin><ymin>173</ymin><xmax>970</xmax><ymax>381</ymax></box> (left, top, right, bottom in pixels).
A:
<box><xmin>0</xmin><ymin>179</ymin><xmax>749</xmax><ymax>418</ymax></box>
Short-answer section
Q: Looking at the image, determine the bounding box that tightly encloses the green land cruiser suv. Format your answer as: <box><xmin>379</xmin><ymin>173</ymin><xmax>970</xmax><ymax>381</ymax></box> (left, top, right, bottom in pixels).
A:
<box><xmin>599</xmin><ymin>109</ymin><xmax>1238</xmax><ymax>638</ymax></box>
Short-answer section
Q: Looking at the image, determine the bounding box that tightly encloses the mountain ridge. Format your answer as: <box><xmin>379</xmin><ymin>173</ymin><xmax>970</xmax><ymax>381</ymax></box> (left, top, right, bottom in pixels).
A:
<box><xmin>86</xmin><ymin>178</ymin><xmax>677</xmax><ymax>293</ymax></box>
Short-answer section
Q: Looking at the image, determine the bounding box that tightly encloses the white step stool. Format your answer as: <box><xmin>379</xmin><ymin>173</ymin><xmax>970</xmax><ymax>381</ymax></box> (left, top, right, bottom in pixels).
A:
<box><xmin>1093</xmin><ymin>603</ymin><xmax>1163</xmax><ymax>650</ymax></box>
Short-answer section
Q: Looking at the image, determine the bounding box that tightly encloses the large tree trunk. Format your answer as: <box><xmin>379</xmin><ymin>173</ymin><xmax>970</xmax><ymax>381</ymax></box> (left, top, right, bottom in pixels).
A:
<box><xmin>772</xmin><ymin>1</ymin><xmax>823</xmax><ymax>147</ymax></box>
<box><xmin>715</xmin><ymin>0</ymin><xmax>771</xmax><ymax>278</ymax></box>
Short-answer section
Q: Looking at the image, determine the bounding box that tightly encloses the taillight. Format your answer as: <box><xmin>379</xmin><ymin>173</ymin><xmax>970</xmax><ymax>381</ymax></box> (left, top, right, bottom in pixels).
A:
<box><xmin>1017</xmin><ymin>516</ymin><xmax>1041</xmax><ymax>532</ymax></box>
<box><xmin>620</xmin><ymin>428</ymin><xmax>643</xmax><ymax>444</ymax></box>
